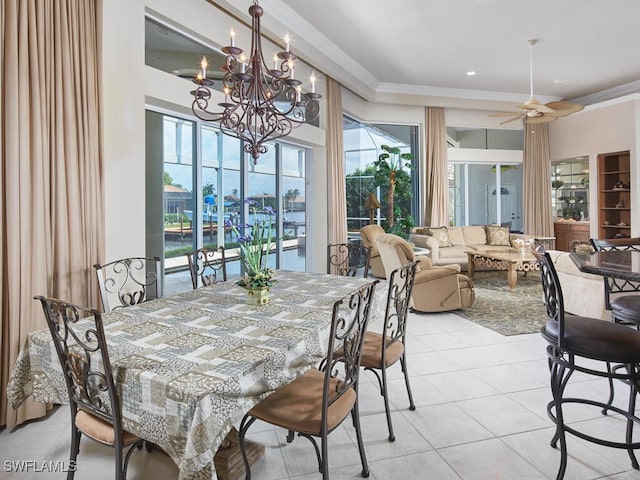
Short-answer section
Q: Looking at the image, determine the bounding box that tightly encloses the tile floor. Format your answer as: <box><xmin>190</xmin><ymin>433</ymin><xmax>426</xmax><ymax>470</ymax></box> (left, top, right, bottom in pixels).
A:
<box><xmin>3</xmin><ymin>311</ymin><xmax>640</xmax><ymax>480</ymax></box>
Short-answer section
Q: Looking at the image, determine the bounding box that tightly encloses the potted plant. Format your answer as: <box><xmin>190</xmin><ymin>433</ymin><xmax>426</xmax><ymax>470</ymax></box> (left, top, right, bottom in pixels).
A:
<box><xmin>225</xmin><ymin>199</ymin><xmax>277</xmax><ymax>304</ymax></box>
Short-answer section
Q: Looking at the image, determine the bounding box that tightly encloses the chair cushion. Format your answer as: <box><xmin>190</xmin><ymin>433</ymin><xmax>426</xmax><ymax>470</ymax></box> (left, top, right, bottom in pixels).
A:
<box><xmin>75</xmin><ymin>409</ymin><xmax>140</xmax><ymax>445</ymax></box>
<box><xmin>248</xmin><ymin>369</ymin><xmax>356</xmax><ymax>436</ymax></box>
<box><xmin>611</xmin><ymin>295</ymin><xmax>640</xmax><ymax>323</ymax></box>
<box><xmin>360</xmin><ymin>332</ymin><xmax>404</xmax><ymax>369</ymax></box>
<box><xmin>542</xmin><ymin>315</ymin><xmax>640</xmax><ymax>363</ymax></box>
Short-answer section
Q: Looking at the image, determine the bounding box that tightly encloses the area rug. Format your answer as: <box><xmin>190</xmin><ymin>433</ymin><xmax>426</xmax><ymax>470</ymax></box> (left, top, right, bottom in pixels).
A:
<box><xmin>454</xmin><ymin>270</ymin><xmax>547</xmax><ymax>336</ymax></box>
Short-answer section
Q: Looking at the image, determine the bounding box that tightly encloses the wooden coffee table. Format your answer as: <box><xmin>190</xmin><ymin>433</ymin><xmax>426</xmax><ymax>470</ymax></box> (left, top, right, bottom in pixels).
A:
<box><xmin>465</xmin><ymin>249</ymin><xmax>540</xmax><ymax>291</ymax></box>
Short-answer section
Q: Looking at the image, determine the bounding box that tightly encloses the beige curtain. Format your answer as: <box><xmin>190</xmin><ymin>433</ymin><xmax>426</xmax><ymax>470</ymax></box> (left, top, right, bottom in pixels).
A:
<box><xmin>523</xmin><ymin>122</ymin><xmax>553</xmax><ymax>236</ymax></box>
<box><xmin>326</xmin><ymin>77</ymin><xmax>347</xmax><ymax>249</ymax></box>
<box><xmin>423</xmin><ymin>107</ymin><xmax>448</xmax><ymax>227</ymax></box>
<box><xmin>1</xmin><ymin>0</ymin><xmax>104</xmax><ymax>428</ymax></box>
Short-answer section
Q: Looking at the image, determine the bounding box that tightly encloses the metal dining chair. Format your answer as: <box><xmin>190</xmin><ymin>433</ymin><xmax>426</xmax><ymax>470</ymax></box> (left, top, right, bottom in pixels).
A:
<box><xmin>33</xmin><ymin>295</ymin><xmax>145</xmax><ymax>479</ymax></box>
<box><xmin>94</xmin><ymin>257</ymin><xmax>162</xmax><ymax>313</ymax></box>
<box><xmin>238</xmin><ymin>280</ymin><xmax>379</xmax><ymax>480</ymax></box>
<box><xmin>361</xmin><ymin>261</ymin><xmax>418</xmax><ymax>442</ymax></box>
<box><xmin>185</xmin><ymin>246</ymin><xmax>227</xmax><ymax>289</ymax></box>
<box><xmin>327</xmin><ymin>243</ymin><xmax>371</xmax><ymax>277</ymax></box>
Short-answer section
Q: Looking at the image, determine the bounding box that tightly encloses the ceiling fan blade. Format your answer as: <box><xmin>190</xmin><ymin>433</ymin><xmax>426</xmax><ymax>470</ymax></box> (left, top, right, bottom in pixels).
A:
<box><xmin>489</xmin><ymin>112</ymin><xmax>523</xmax><ymax>117</ymax></box>
<box><xmin>526</xmin><ymin>115</ymin><xmax>557</xmax><ymax>124</ymax></box>
<box><xmin>500</xmin><ymin>113</ymin><xmax>525</xmax><ymax>125</ymax></box>
<box><xmin>516</xmin><ymin>102</ymin><xmax>555</xmax><ymax>114</ymax></box>
<box><xmin>545</xmin><ymin>101</ymin><xmax>585</xmax><ymax>117</ymax></box>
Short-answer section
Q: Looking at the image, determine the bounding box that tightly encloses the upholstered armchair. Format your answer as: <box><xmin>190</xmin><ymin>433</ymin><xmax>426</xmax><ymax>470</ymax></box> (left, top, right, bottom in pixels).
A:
<box><xmin>360</xmin><ymin>224</ymin><xmax>386</xmax><ymax>278</ymax></box>
<box><xmin>376</xmin><ymin>233</ymin><xmax>475</xmax><ymax>312</ymax></box>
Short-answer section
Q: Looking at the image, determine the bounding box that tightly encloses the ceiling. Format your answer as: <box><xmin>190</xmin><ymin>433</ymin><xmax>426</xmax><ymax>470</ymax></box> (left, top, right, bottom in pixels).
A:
<box><xmin>234</xmin><ymin>0</ymin><xmax>640</xmax><ymax>112</ymax></box>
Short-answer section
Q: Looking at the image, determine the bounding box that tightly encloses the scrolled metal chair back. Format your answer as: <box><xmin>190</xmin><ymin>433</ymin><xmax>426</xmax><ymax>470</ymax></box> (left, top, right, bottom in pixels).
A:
<box><xmin>327</xmin><ymin>243</ymin><xmax>371</xmax><ymax>277</ymax></box>
<box><xmin>383</xmin><ymin>262</ymin><xmax>418</xmax><ymax>351</ymax></box>
<box><xmin>590</xmin><ymin>237</ymin><xmax>640</xmax><ymax>304</ymax></box>
<box><xmin>94</xmin><ymin>257</ymin><xmax>162</xmax><ymax>312</ymax></box>
<box><xmin>532</xmin><ymin>245</ymin><xmax>566</xmax><ymax>348</ymax></box>
<box><xmin>33</xmin><ymin>296</ymin><xmax>120</xmax><ymax>425</ymax></box>
<box><xmin>591</xmin><ymin>237</ymin><xmax>640</xmax><ymax>253</ymax></box>
<box><xmin>322</xmin><ymin>280</ymin><xmax>379</xmax><ymax>411</ymax></box>
<box><xmin>186</xmin><ymin>246</ymin><xmax>227</xmax><ymax>289</ymax></box>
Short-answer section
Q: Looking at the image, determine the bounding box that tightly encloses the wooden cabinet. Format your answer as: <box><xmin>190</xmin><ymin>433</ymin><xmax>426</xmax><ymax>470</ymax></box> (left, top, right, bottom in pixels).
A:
<box><xmin>598</xmin><ymin>151</ymin><xmax>631</xmax><ymax>239</ymax></box>
<box><xmin>554</xmin><ymin>221</ymin><xmax>590</xmax><ymax>251</ymax></box>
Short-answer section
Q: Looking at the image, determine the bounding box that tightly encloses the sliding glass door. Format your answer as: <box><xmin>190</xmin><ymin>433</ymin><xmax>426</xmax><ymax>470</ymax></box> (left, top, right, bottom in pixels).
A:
<box><xmin>449</xmin><ymin>162</ymin><xmax>523</xmax><ymax>232</ymax></box>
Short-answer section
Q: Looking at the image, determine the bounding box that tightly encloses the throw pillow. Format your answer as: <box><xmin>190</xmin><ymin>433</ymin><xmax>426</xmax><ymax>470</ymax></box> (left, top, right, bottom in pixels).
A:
<box><xmin>426</xmin><ymin>226</ymin><xmax>452</xmax><ymax>247</ymax></box>
<box><xmin>485</xmin><ymin>225</ymin><xmax>510</xmax><ymax>246</ymax></box>
<box><xmin>447</xmin><ymin>226</ymin><xmax>465</xmax><ymax>246</ymax></box>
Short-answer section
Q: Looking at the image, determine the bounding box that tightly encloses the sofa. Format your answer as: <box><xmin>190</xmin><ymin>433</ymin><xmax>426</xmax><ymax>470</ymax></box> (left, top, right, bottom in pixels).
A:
<box><xmin>376</xmin><ymin>233</ymin><xmax>475</xmax><ymax>312</ymax></box>
<box><xmin>408</xmin><ymin>225</ymin><xmax>534</xmax><ymax>271</ymax></box>
<box><xmin>546</xmin><ymin>249</ymin><xmax>608</xmax><ymax>320</ymax></box>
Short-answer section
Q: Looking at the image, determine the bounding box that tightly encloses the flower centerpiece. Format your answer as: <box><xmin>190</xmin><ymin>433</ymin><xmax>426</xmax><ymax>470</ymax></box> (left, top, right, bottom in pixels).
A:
<box><xmin>225</xmin><ymin>199</ymin><xmax>277</xmax><ymax>305</ymax></box>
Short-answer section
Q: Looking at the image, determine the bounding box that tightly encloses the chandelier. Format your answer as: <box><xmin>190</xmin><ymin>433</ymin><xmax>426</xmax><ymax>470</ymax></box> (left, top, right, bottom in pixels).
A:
<box><xmin>190</xmin><ymin>1</ymin><xmax>321</xmax><ymax>163</ymax></box>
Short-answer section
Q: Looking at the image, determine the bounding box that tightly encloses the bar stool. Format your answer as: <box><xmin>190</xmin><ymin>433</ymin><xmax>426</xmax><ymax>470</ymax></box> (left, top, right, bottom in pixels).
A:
<box><xmin>533</xmin><ymin>245</ymin><xmax>640</xmax><ymax>479</ymax></box>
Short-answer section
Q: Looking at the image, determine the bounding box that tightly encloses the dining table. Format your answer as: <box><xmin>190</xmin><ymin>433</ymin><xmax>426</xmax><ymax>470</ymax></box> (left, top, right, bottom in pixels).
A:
<box><xmin>7</xmin><ymin>270</ymin><xmax>382</xmax><ymax>480</ymax></box>
<box><xmin>570</xmin><ymin>249</ymin><xmax>640</xmax><ymax>281</ymax></box>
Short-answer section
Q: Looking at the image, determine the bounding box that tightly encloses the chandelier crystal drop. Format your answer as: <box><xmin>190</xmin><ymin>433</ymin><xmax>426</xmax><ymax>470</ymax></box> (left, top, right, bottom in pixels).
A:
<box><xmin>190</xmin><ymin>1</ymin><xmax>321</xmax><ymax>163</ymax></box>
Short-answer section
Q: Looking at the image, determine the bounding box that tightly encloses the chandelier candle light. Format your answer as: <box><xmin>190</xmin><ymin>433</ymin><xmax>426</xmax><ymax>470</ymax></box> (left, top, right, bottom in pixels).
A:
<box><xmin>191</xmin><ymin>1</ymin><xmax>321</xmax><ymax>163</ymax></box>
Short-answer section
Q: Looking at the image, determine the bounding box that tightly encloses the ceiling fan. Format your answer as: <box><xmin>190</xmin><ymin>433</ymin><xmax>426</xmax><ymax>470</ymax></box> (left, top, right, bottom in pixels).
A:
<box><xmin>491</xmin><ymin>39</ymin><xmax>584</xmax><ymax>125</ymax></box>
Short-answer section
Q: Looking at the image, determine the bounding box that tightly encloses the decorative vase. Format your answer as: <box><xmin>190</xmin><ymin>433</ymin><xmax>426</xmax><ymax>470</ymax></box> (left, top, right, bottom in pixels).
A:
<box><xmin>246</xmin><ymin>287</ymin><xmax>270</xmax><ymax>305</ymax></box>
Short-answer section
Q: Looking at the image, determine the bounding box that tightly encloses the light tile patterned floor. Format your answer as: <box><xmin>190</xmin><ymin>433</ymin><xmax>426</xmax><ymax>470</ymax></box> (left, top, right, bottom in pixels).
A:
<box><xmin>3</xmin><ymin>311</ymin><xmax>640</xmax><ymax>479</ymax></box>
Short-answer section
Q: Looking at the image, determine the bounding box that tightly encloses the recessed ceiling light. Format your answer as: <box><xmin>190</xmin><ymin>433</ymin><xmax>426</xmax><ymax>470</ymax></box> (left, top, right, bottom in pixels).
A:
<box><xmin>553</xmin><ymin>79</ymin><xmax>565</xmax><ymax>84</ymax></box>
<box><xmin>466</xmin><ymin>71</ymin><xmax>476</xmax><ymax>76</ymax></box>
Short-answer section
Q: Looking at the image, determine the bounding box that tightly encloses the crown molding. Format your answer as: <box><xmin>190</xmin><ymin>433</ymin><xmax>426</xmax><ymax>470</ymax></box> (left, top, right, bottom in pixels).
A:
<box><xmin>375</xmin><ymin>82</ymin><xmax>560</xmax><ymax>106</ymax></box>
<box><xmin>568</xmin><ymin>80</ymin><xmax>640</xmax><ymax>106</ymax></box>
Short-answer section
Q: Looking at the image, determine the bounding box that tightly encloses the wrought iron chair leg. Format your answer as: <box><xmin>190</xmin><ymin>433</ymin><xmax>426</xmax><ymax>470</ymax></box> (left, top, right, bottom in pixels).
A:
<box><xmin>549</xmin><ymin>361</ymin><xmax>569</xmax><ymax>480</ymax></box>
<box><xmin>296</xmin><ymin>433</ymin><xmax>323</xmax><ymax>473</ymax></box>
<box><xmin>238</xmin><ymin>414</ymin><xmax>258</xmax><ymax>480</ymax></box>
<box><xmin>67</xmin><ymin>424</ymin><xmax>81</xmax><ymax>480</ymax></box>
<box><xmin>122</xmin><ymin>440</ymin><xmax>143</xmax><ymax>480</ymax></box>
<box><xmin>321</xmin><ymin>434</ymin><xmax>328</xmax><ymax>478</ymax></box>
<box><xmin>625</xmin><ymin>365</ymin><xmax>640</xmax><ymax>469</ymax></box>
<box><xmin>380</xmin><ymin>366</ymin><xmax>395</xmax><ymax>442</ymax></box>
<box><xmin>602</xmin><ymin>361</ymin><xmax>615</xmax><ymax>415</ymax></box>
<box><xmin>400</xmin><ymin>355</ymin><xmax>415</xmax><ymax>410</ymax></box>
<box><xmin>351</xmin><ymin>405</ymin><xmax>370</xmax><ymax>478</ymax></box>
<box><xmin>115</xmin><ymin>445</ymin><xmax>124</xmax><ymax>480</ymax></box>
<box><xmin>286</xmin><ymin>430</ymin><xmax>295</xmax><ymax>443</ymax></box>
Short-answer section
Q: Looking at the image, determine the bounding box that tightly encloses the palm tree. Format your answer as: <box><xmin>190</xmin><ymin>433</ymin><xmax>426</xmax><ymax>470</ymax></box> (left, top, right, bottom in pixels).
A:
<box><xmin>284</xmin><ymin>188</ymin><xmax>300</xmax><ymax>215</ymax></box>
<box><xmin>373</xmin><ymin>145</ymin><xmax>413</xmax><ymax>230</ymax></box>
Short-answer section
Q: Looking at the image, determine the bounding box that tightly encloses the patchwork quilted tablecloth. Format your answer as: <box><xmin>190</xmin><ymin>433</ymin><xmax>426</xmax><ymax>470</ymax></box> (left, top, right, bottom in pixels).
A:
<box><xmin>8</xmin><ymin>271</ymin><xmax>381</xmax><ymax>480</ymax></box>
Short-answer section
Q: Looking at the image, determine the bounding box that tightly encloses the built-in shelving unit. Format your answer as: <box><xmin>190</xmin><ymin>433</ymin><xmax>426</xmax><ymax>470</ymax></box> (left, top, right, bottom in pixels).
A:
<box><xmin>598</xmin><ymin>150</ymin><xmax>631</xmax><ymax>239</ymax></box>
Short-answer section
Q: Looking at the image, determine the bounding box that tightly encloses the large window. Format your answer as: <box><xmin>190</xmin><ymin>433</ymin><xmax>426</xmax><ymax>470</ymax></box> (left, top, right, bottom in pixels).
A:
<box><xmin>343</xmin><ymin>117</ymin><xmax>419</xmax><ymax>234</ymax></box>
<box><xmin>146</xmin><ymin>110</ymin><xmax>308</xmax><ymax>294</ymax></box>
<box><xmin>449</xmin><ymin>163</ymin><xmax>523</xmax><ymax>231</ymax></box>
<box><xmin>447</xmin><ymin>126</ymin><xmax>523</xmax><ymax>231</ymax></box>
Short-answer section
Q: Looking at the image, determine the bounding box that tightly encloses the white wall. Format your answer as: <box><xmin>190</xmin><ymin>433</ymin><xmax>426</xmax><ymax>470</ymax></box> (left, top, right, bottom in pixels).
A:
<box><xmin>102</xmin><ymin>0</ymin><xmax>147</xmax><ymax>261</ymax></box>
<box><xmin>548</xmin><ymin>94</ymin><xmax>640</xmax><ymax>237</ymax></box>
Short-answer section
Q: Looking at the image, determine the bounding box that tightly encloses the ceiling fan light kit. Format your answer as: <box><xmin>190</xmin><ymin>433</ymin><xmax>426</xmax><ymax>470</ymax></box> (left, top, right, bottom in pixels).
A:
<box><xmin>491</xmin><ymin>39</ymin><xmax>584</xmax><ymax>125</ymax></box>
